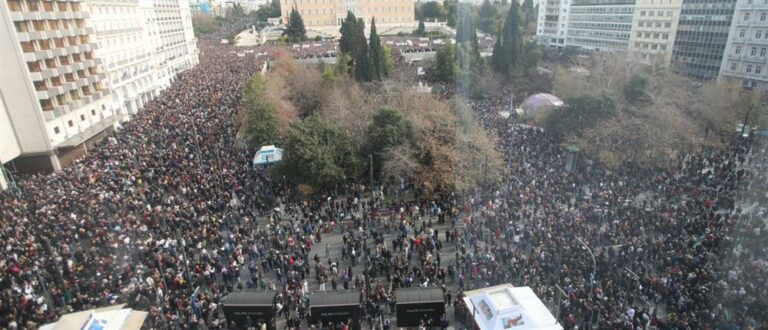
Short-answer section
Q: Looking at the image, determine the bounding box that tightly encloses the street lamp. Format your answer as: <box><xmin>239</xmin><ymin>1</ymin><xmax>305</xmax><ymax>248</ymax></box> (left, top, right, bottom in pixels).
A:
<box><xmin>575</xmin><ymin>237</ymin><xmax>596</xmax><ymax>295</ymax></box>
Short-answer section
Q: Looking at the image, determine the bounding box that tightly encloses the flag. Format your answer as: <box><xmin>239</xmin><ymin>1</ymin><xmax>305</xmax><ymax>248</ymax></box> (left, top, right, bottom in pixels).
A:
<box><xmin>190</xmin><ymin>292</ymin><xmax>200</xmax><ymax>319</ymax></box>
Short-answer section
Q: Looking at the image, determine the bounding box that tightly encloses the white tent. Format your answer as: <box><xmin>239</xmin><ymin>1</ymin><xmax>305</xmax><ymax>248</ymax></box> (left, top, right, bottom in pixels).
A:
<box><xmin>463</xmin><ymin>285</ymin><xmax>563</xmax><ymax>330</ymax></box>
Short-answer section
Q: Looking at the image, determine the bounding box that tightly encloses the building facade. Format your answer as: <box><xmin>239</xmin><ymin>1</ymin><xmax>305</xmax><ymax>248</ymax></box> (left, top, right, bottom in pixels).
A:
<box><xmin>536</xmin><ymin>0</ymin><xmax>570</xmax><ymax>47</ymax></box>
<box><xmin>140</xmin><ymin>0</ymin><xmax>199</xmax><ymax>90</ymax></box>
<box><xmin>670</xmin><ymin>0</ymin><xmax>736</xmax><ymax>80</ymax></box>
<box><xmin>0</xmin><ymin>91</ymin><xmax>21</xmax><ymax>190</ymax></box>
<box><xmin>1</xmin><ymin>0</ymin><xmax>116</xmax><ymax>173</ymax></box>
<box><xmin>281</xmin><ymin>0</ymin><xmax>415</xmax><ymax>29</ymax></box>
<box><xmin>565</xmin><ymin>0</ymin><xmax>635</xmax><ymax>51</ymax></box>
<box><xmin>719</xmin><ymin>0</ymin><xmax>768</xmax><ymax>90</ymax></box>
<box><xmin>627</xmin><ymin>0</ymin><xmax>682</xmax><ymax>67</ymax></box>
<box><xmin>87</xmin><ymin>0</ymin><xmax>159</xmax><ymax>121</ymax></box>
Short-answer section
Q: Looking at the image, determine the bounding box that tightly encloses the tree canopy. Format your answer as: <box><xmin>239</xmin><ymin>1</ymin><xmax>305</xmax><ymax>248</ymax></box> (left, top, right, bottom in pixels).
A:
<box><xmin>284</xmin><ymin>8</ymin><xmax>307</xmax><ymax>43</ymax></box>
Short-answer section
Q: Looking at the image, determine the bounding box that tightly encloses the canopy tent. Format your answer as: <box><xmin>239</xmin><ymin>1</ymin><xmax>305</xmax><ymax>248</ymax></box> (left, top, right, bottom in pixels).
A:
<box><xmin>252</xmin><ymin>145</ymin><xmax>284</xmax><ymax>168</ymax></box>
<box><xmin>395</xmin><ymin>287</ymin><xmax>445</xmax><ymax>327</ymax></box>
<box><xmin>309</xmin><ymin>290</ymin><xmax>361</xmax><ymax>329</ymax></box>
<box><xmin>462</xmin><ymin>285</ymin><xmax>563</xmax><ymax>330</ymax></box>
<box><xmin>221</xmin><ymin>291</ymin><xmax>277</xmax><ymax>328</ymax></box>
<box><xmin>39</xmin><ymin>304</ymin><xmax>147</xmax><ymax>330</ymax></box>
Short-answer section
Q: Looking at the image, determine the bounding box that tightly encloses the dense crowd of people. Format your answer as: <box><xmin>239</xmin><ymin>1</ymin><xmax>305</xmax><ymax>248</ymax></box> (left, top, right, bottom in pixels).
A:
<box><xmin>0</xmin><ymin>19</ymin><xmax>766</xmax><ymax>330</ymax></box>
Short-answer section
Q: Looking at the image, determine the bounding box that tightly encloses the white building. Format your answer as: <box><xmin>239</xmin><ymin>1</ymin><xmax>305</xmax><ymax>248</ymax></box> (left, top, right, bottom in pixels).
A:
<box><xmin>0</xmin><ymin>0</ymin><xmax>116</xmax><ymax>174</ymax></box>
<box><xmin>719</xmin><ymin>0</ymin><xmax>768</xmax><ymax>90</ymax></box>
<box><xmin>139</xmin><ymin>0</ymin><xmax>199</xmax><ymax>91</ymax></box>
<box><xmin>0</xmin><ymin>91</ymin><xmax>21</xmax><ymax>190</ymax></box>
<box><xmin>536</xmin><ymin>0</ymin><xmax>570</xmax><ymax>48</ymax></box>
<box><xmin>87</xmin><ymin>0</ymin><xmax>159</xmax><ymax>121</ymax></box>
<box><xmin>627</xmin><ymin>0</ymin><xmax>682</xmax><ymax>67</ymax></box>
<box><xmin>566</xmin><ymin>0</ymin><xmax>635</xmax><ymax>51</ymax></box>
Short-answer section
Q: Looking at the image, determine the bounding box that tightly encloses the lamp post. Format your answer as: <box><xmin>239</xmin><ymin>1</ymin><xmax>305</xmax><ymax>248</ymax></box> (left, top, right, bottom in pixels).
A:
<box><xmin>575</xmin><ymin>237</ymin><xmax>596</xmax><ymax>295</ymax></box>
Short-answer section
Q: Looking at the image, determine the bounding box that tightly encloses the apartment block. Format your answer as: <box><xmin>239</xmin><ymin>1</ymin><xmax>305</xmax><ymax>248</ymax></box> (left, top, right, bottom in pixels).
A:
<box><xmin>566</xmin><ymin>0</ymin><xmax>635</xmax><ymax>51</ymax></box>
<box><xmin>87</xmin><ymin>0</ymin><xmax>159</xmax><ymax>121</ymax></box>
<box><xmin>140</xmin><ymin>0</ymin><xmax>199</xmax><ymax>90</ymax></box>
<box><xmin>719</xmin><ymin>0</ymin><xmax>768</xmax><ymax>90</ymax></box>
<box><xmin>281</xmin><ymin>0</ymin><xmax>415</xmax><ymax>29</ymax></box>
<box><xmin>670</xmin><ymin>0</ymin><xmax>736</xmax><ymax>80</ymax></box>
<box><xmin>536</xmin><ymin>0</ymin><xmax>570</xmax><ymax>47</ymax></box>
<box><xmin>627</xmin><ymin>0</ymin><xmax>682</xmax><ymax>67</ymax></box>
<box><xmin>1</xmin><ymin>0</ymin><xmax>116</xmax><ymax>173</ymax></box>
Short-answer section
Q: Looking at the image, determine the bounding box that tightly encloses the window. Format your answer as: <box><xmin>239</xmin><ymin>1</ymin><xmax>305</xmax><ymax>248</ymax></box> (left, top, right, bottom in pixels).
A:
<box><xmin>638</xmin><ymin>22</ymin><xmax>644</xmax><ymax>27</ymax></box>
<box><xmin>757</xmin><ymin>31</ymin><xmax>763</xmax><ymax>39</ymax></box>
<box><xmin>736</xmin><ymin>46</ymin><xmax>742</xmax><ymax>55</ymax></box>
<box><xmin>752</xmin><ymin>47</ymin><xmax>758</xmax><ymax>56</ymax></box>
<box><xmin>80</xmin><ymin>114</ymin><xmax>85</xmax><ymax>121</ymax></box>
<box><xmin>663</xmin><ymin>33</ymin><xmax>669</xmax><ymax>39</ymax></box>
<box><xmin>731</xmin><ymin>62</ymin><xmax>737</xmax><ymax>71</ymax></box>
<box><xmin>91</xmin><ymin>109</ymin><xmax>96</xmax><ymax>116</ymax></box>
<box><xmin>752</xmin><ymin>81</ymin><xmax>757</xmax><ymax>88</ymax></box>
<box><xmin>757</xmin><ymin>65</ymin><xmax>763</xmax><ymax>74</ymax></box>
<box><xmin>762</xmin><ymin>48</ymin><xmax>766</xmax><ymax>56</ymax></box>
<box><xmin>664</xmin><ymin>22</ymin><xmax>671</xmax><ymax>28</ymax></box>
<box><xmin>68</xmin><ymin>120</ymin><xmax>74</xmax><ymax>127</ymax></box>
<box><xmin>745</xmin><ymin>13</ymin><xmax>750</xmax><ymax>21</ymax></box>
<box><xmin>649</xmin><ymin>11</ymin><xmax>654</xmax><ymax>16</ymax></box>
<box><xmin>740</xmin><ymin>30</ymin><xmax>746</xmax><ymax>38</ymax></box>
<box><xmin>747</xmin><ymin>64</ymin><xmax>753</xmax><ymax>73</ymax></box>
<box><xmin>640</xmin><ymin>11</ymin><xmax>646</xmax><ymax>16</ymax></box>
<box><xmin>762</xmin><ymin>13</ymin><xmax>767</xmax><ymax>21</ymax></box>
<box><xmin>54</xmin><ymin>127</ymin><xmax>60</xmax><ymax>134</ymax></box>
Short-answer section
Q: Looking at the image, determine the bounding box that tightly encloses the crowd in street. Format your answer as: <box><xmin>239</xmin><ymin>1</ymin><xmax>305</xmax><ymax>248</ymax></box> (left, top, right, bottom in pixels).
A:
<box><xmin>0</xmin><ymin>19</ymin><xmax>766</xmax><ymax>330</ymax></box>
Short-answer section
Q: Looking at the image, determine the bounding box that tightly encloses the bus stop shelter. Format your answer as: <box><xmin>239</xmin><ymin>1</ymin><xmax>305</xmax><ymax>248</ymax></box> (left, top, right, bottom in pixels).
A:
<box><xmin>221</xmin><ymin>291</ymin><xmax>277</xmax><ymax>328</ymax></box>
<box><xmin>396</xmin><ymin>287</ymin><xmax>445</xmax><ymax>327</ymax></box>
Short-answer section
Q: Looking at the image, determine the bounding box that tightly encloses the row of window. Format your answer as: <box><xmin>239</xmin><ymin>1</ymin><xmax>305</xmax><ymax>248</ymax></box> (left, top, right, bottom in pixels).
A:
<box><xmin>635</xmin><ymin>31</ymin><xmax>670</xmax><ymax>40</ymax></box>
<box><xmin>633</xmin><ymin>41</ymin><xmax>667</xmax><ymax>50</ymax></box>
<box><xmin>639</xmin><ymin>9</ymin><xmax>674</xmax><ymax>17</ymax></box>
<box><xmin>741</xmin><ymin>11</ymin><xmax>768</xmax><ymax>22</ymax></box>
<box><xmin>637</xmin><ymin>21</ymin><xmax>673</xmax><ymax>28</ymax></box>
<box><xmin>734</xmin><ymin>45</ymin><xmax>768</xmax><ymax>57</ymax></box>
<box><xmin>51</xmin><ymin>107</ymin><xmax>106</xmax><ymax>135</ymax></box>
<box><xmin>737</xmin><ymin>28</ymin><xmax>768</xmax><ymax>40</ymax></box>
<box><xmin>298</xmin><ymin>6</ymin><xmax>409</xmax><ymax>15</ymax></box>
<box><xmin>730</xmin><ymin>62</ymin><xmax>763</xmax><ymax>74</ymax></box>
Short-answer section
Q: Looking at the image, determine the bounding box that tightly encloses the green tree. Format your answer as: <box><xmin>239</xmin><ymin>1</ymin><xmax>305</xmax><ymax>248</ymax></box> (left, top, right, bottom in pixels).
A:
<box><xmin>335</xmin><ymin>52</ymin><xmax>351</xmax><ymax>76</ymax></box>
<box><xmin>382</xmin><ymin>44</ymin><xmax>394</xmax><ymax>76</ymax></box>
<box><xmin>491</xmin><ymin>2</ymin><xmax>524</xmax><ymax>76</ymax></box>
<box><xmin>415</xmin><ymin>18</ymin><xmax>426</xmax><ymax>36</ymax></box>
<box><xmin>433</xmin><ymin>44</ymin><xmax>456</xmax><ymax>83</ymax></box>
<box><xmin>243</xmin><ymin>75</ymin><xmax>279</xmax><ymax>147</ymax></box>
<box><xmin>454</xmin><ymin>9</ymin><xmax>483</xmax><ymax>74</ymax></box>
<box><xmin>279</xmin><ymin>114</ymin><xmax>362</xmax><ymax>189</ymax></box>
<box><xmin>284</xmin><ymin>8</ymin><xmax>307</xmax><ymax>43</ymax></box>
<box><xmin>368</xmin><ymin>18</ymin><xmax>386</xmax><ymax>81</ymax></box>
<box><xmin>365</xmin><ymin>108</ymin><xmax>412</xmax><ymax>178</ymax></box>
<box><xmin>522</xmin><ymin>0</ymin><xmax>534</xmax><ymax>26</ymax></box>
<box><xmin>624</xmin><ymin>74</ymin><xmax>650</xmax><ymax>105</ymax></box>
<box><xmin>480</xmin><ymin>0</ymin><xmax>497</xmax><ymax>17</ymax></box>
<box><xmin>544</xmin><ymin>95</ymin><xmax>617</xmax><ymax>140</ymax></box>
<box><xmin>339</xmin><ymin>12</ymin><xmax>369</xmax><ymax>81</ymax></box>
<box><xmin>192</xmin><ymin>15</ymin><xmax>217</xmax><ymax>36</ymax></box>
<box><xmin>523</xmin><ymin>40</ymin><xmax>542</xmax><ymax>74</ymax></box>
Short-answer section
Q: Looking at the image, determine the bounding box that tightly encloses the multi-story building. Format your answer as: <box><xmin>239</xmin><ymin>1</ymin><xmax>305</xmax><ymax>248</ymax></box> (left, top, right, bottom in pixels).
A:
<box><xmin>671</xmin><ymin>0</ymin><xmax>736</xmax><ymax>80</ymax></box>
<box><xmin>536</xmin><ymin>0</ymin><xmax>570</xmax><ymax>47</ymax></box>
<box><xmin>565</xmin><ymin>0</ymin><xmax>635</xmax><ymax>51</ymax></box>
<box><xmin>627</xmin><ymin>0</ymin><xmax>682</xmax><ymax>67</ymax></box>
<box><xmin>280</xmin><ymin>0</ymin><xmax>415</xmax><ymax>30</ymax></box>
<box><xmin>0</xmin><ymin>0</ymin><xmax>116</xmax><ymax>173</ymax></box>
<box><xmin>719</xmin><ymin>0</ymin><xmax>768</xmax><ymax>90</ymax></box>
<box><xmin>0</xmin><ymin>91</ymin><xmax>21</xmax><ymax>190</ymax></box>
<box><xmin>140</xmin><ymin>0</ymin><xmax>199</xmax><ymax>90</ymax></box>
<box><xmin>87</xmin><ymin>0</ymin><xmax>159</xmax><ymax>121</ymax></box>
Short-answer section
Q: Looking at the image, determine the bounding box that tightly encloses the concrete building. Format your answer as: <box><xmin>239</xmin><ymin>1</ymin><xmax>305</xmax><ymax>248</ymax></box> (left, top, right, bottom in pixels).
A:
<box><xmin>1</xmin><ymin>0</ymin><xmax>116</xmax><ymax>173</ymax></box>
<box><xmin>140</xmin><ymin>0</ymin><xmax>199</xmax><ymax>90</ymax></box>
<box><xmin>719</xmin><ymin>0</ymin><xmax>768</xmax><ymax>90</ymax></box>
<box><xmin>536</xmin><ymin>0</ymin><xmax>570</xmax><ymax>48</ymax></box>
<box><xmin>0</xmin><ymin>92</ymin><xmax>21</xmax><ymax>190</ymax></box>
<box><xmin>280</xmin><ymin>0</ymin><xmax>415</xmax><ymax>36</ymax></box>
<box><xmin>87</xmin><ymin>0</ymin><xmax>159</xmax><ymax>121</ymax></box>
<box><xmin>627</xmin><ymin>0</ymin><xmax>682</xmax><ymax>67</ymax></box>
<box><xmin>670</xmin><ymin>0</ymin><xmax>736</xmax><ymax>80</ymax></box>
<box><xmin>565</xmin><ymin>0</ymin><xmax>636</xmax><ymax>51</ymax></box>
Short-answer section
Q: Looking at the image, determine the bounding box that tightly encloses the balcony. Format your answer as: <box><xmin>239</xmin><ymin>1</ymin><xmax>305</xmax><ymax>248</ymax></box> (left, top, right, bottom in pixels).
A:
<box><xmin>78</xmin><ymin>44</ymin><xmax>92</xmax><ymax>52</ymax></box>
<box><xmin>21</xmin><ymin>12</ymin><xmax>42</xmax><ymax>20</ymax></box>
<box><xmin>52</xmin><ymin>48</ymin><xmax>66</xmax><ymax>56</ymax></box>
<box><xmin>35</xmin><ymin>50</ymin><xmax>54</xmax><ymax>59</ymax></box>
<box><xmin>47</xmin><ymin>86</ymin><xmax>65</xmax><ymax>95</ymax></box>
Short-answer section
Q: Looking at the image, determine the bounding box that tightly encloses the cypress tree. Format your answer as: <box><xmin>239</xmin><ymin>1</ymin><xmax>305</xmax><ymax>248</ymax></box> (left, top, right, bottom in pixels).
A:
<box><xmin>491</xmin><ymin>2</ymin><xmax>523</xmax><ymax>76</ymax></box>
<box><xmin>284</xmin><ymin>8</ymin><xmax>307</xmax><ymax>43</ymax></box>
<box><xmin>368</xmin><ymin>18</ymin><xmax>386</xmax><ymax>81</ymax></box>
